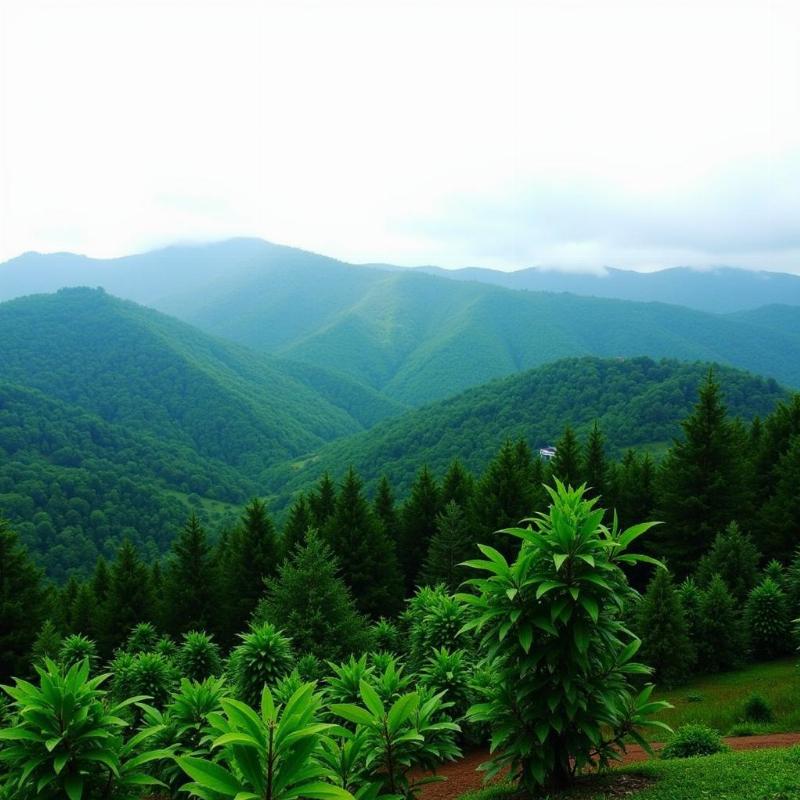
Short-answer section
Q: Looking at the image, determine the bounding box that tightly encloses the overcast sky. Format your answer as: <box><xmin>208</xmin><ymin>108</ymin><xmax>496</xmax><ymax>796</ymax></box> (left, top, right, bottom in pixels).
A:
<box><xmin>1</xmin><ymin>0</ymin><xmax>798</xmax><ymax>272</ymax></box>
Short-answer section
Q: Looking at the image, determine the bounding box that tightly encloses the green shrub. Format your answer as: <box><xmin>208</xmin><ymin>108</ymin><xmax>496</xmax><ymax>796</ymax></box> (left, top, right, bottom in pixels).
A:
<box><xmin>228</xmin><ymin>622</ymin><xmax>294</xmax><ymax>708</ymax></box>
<box><xmin>297</xmin><ymin>653</ymin><xmax>324</xmax><ymax>681</ymax></box>
<box><xmin>727</xmin><ymin>721</ymin><xmax>772</xmax><ymax>737</ymax></box>
<box><xmin>459</xmin><ymin>482</ymin><xmax>670</xmax><ymax>792</ymax></box>
<box><xmin>743</xmin><ymin>693</ymin><xmax>774</xmax><ymax>723</ymax></box>
<box><xmin>273</xmin><ymin>669</ymin><xmax>305</xmax><ymax>705</ymax></box>
<box><xmin>109</xmin><ymin>651</ymin><xmax>137</xmax><ymax>701</ymax></box>
<box><xmin>419</xmin><ymin>647</ymin><xmax>472</xmax><ymax>722</ymax></box>
<box><xmin>0</xmin><ymin>658</ymin><xmax>168</xmax><ymax>799</ymax></box>
<box><xmin>697</xmin><ymin>575</ymin><xmax>744</xmax><ymax>672</ymax></box>
<box><xmin>661</xmin><ymin>723</ymin><xmax>728</xmax><ymax>759</ymax></box>
<box><xmin>125</xmin><ymin>621</ymin><xmax>159</xmax><ymax>654</ymax></box>
<box><xmin>325</xmin><ymin>654</ymin><xmax>374</xmax><ymax>706</ymax></box>
<box><xmin>404</xmin><ymin>585</ymin><xmax>471</xmax><ymax>670</ymax></box>
<box><xmin>685</xmin><ymin>693</ymin><xmax>704</xmax><ymax>703</ymax></box>
<box><xmin>58</xmin><ymin>634</ymin><xmax>98</xmax><ymax>671</ymax></box>
<box><xmin>154</xmin><ymin>634</ymin><xmax>177</xmax><ymax>660</ymax></box>
<box><xmin>176</xmin><ymin>630</ymin><xmax>223</xmax><ymax>681</ymax></box>
<box><xmin>369</xmin><ymin>653</ymin><xmax>411</xmax><ymax>705</ymax></box>
<box><xmin>126</xmin><ymin>651</ymin><xmax>178</xmax><ymax>708</ymax></box>
<box><xmin>177</xmin><ymin>683</ymin><xmax>352</xmax><ymax>800</ymax></box>
<box><xmin>370</xmin><ymin>618</ymin><xmax>401</xmax><ymax>654</ymax></box>
<box><xmin>745</xmin><ymin>578</ymin><xmax>791</xmax><ymax>659</ymax></box>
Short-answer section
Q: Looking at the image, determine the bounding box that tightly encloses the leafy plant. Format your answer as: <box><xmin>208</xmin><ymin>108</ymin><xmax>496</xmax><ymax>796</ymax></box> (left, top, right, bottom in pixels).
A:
<box><xmin>330</xmin><ymin>680</ymin><xmax>460</xmax><ymax>799</ymax></box>
<box><xmin>58</xmin><ymin>634</ymin><xmax>98</xmax><ymax>671</ymax></box>
<box><xmin>404</xmin><ymin>585</ymin><xmax>471</xmax><ymax>671</ymax></box>
<box><xmin>125</xmin><ymin>621</ymin><xmax>160</xmax><ymax>654</ymax></box>
<box><xmin>745</xmin><ymin>578</ymin><xmax>791</xmax><ymax>659</ymax></box>
<box><xmin>177</xmin><ymin>630</ymin><xmax>223</xmax><ymax>681</ymax></box>
<box><xmin>370</xmin><ymin>619</ymin><xmax>401</xmax><ymax>654</ymax></box>
<box><xmin>0</xmin><ymin>658</ymin><xmax>169</xmax><ymax>800</ymax></box>
<box><xmin>325</xmin><ymin>655</ymin><xmax>375</xmax><ymax>707</ymax></box>
<box><xmin>177</xmin><ymin>682</ymin><xmax>353</xmax><ymax>800</ymax></box>
<box><xmin>273</xmin><ymin>669</ymin><xmax>305</xmax><ymax>706</ymax></box>
<box><xmin>369</xmin><ymin>654</ymin><xmax>411</xmax><ymax>705</ymax></box>
<box><xmin>298</xmin><ymin>653</ymin><xmax>324</xmax><ymax>682</ymax></box>
<box><xmin>459</xmin><ymin>482</ymin><xmax>671</xmax><ymax>792</ymax></box>
<box><xmin>419</xmin><ymin>648</ymin><xmax>472</xmax><ymax>723</ymax></box>
<box><xmin>743</xmin><ymin>693</ymin><xmax>774</xmax><ymax>724</ymax></box>
<box><xmin>661</xmin><ymin>723</ymin><xmax>728</xmax><ymax>759</ymax></box>
<box><xmin>154</xmin><ymin>634</ymin><xmax>177</xmax><ymax>660</ymax></box>
<box><xmin>121</xmin><ymin>652</ymin><xmax>178</xmax><ymax>710</ymax></box>
<box><xmin>227</xmin><ymin>622</ymin><xmax>294</xmax><ymax>708</ymax></box>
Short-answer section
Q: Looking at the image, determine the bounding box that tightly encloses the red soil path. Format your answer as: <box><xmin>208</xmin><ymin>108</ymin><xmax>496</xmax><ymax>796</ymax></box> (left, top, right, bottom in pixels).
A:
<box><xmin>417</xmin><ymin>733</ymin><xmax>800</xmax><ymax>800</ymax></box>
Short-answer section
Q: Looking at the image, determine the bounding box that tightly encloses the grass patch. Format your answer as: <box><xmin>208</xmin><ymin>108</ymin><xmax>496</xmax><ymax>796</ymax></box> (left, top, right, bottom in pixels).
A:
<box><xmin>458</xmin><ymin>746</ymin><xmax>800</xmax><ymax>799</ymax></box>
<box><xmin>649</xmin><ymin>658</ymin><xmax>800</xmax><ymax>737</ymax></box>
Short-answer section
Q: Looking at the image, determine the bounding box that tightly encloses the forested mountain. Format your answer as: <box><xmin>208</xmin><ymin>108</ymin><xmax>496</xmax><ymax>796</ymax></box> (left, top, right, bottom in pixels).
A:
<box><xmin>265</xmin><ymin>357</ymin><xmax>786</xmax><ymax>499</ymax></box>
<box><xmin>5</xmin><ymin>241</ymin><xmax>800</xmax><ymax>405</ymax></box>
<box><xmin>417</xmin><ymin>264</ymin><xmax>800</xmax><ymax>313</ymax></box>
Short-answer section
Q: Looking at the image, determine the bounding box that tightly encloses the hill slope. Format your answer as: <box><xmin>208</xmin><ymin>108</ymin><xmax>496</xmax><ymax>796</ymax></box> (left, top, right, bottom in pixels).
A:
<box><xmin>265</xmin><ymin>357</ymin><xmax>786</xmax><ymax>500</ymax></box>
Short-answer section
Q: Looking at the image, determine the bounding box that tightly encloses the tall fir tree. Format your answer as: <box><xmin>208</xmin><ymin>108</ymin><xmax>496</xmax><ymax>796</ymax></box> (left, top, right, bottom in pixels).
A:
<box><xmin>164</xmin><ymin>514</ymin><xmax>219</xmax><ymax>635</ymax></box>
<box><xmin>373</xmin><ymin>475</ymin><xmax>400</xmax><ymax>544</ymax></box>
<box><xmin>582</xmin><ymin>421</ymin><xmax>608</xmax><ymax>500</ymax></box>
<box><xmin>101</xmin><ymin>538</ymin><xmax>154</xmax><ymax>655</ymax></box>
<box><xmin>226</xmin><ymin>499</ymin><xmax>280</xmax><ymax>634</ymax></box>
<box><xmin>635</xmin><ymin>568</ymin><xmax>695</xmax><ymax>686</ymax></box>
<box><xmin>551</xmin><ymin>425</ymin><xmax>582</xmax><ymax>487</ymax></box>
<box><xmin>421</xmin><ymin>500</ymin><xmax>475</xmax><ymax>591</ymax></box>
<box><xmin>0</xmin><ymin>516</ymin><xmax>46</xmax><ymax>679</ymax></box>
<box><xmin>399</xmin><ymin>466</ymin><xmax>442</xmax><ymax>590</ymax></box>
<box><xmin>440</xmin><ymin>459</ymin><xmax>475</xmax><ymax>510</ymax></box>
<box><xmin>695</xmin><ymin>522</ymin><xmax>761</xmax><ymax>603</ymax></box>
<box><xmin>696</xmin><ymin>574</ymin><xmax>743</xmax><ymax>673</ymax></box>
<box><xmin>325</xmin><ymin>467</ymin><xmax>404</xmax><ymax>618</ymax></box>
<box><xmin>91</xmin><ymin>556</ymin><xmax>111</xmax><ymax>605</ymax></box>
<box><xmin>281</xmin><ymin>494</ymin><xmax>314</xmax><ymax>558</ymax></box>
<box><xmin>761</xmin><ymin>435</ymin><xmax>800</xmax><ymax>562</ymax></box>
<box><xmin>309</xmin><ymin>472</ymin><xmax>337</xmax><ymax>530</ymax></box>
<box><xmin>610</xmin><ymin>450</ymin><xmax>657</xmax><ymax>530</ymax></box>
<box><xmin>71</xmin><ymin>582</ymin><xmax>96</xmax><ymax>638</ymax></box>
<box><xmin>656</xmin><ymin>372</ymin><xmax>748</xmax><ymax>574</ymax></box>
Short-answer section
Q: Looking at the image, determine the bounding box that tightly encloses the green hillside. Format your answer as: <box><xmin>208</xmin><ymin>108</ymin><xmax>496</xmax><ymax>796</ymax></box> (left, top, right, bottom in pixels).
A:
<box><xmin>265</xmin><ymin>356</ymin><xmax>786</xmax><ymax>499</ymax></box>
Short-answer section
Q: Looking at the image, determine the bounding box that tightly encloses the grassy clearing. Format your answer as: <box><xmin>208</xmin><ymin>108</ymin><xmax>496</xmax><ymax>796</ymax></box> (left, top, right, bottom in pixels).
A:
<box><xmin>459</xmin><ymin>746</ymin><xmax>800</xmax><ymax>799</ymax></box>
<box><xmin>648</xmin><ymin>658</ymin><xmax>800</xmax><ymax>737</ymax></box>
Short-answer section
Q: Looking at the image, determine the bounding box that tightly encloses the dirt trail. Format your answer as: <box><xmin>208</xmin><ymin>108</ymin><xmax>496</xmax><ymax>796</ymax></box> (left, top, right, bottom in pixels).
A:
<box><xmin>418</xmin><ymin>732</ymin><xmax>800</xmax><ymax>800</ymax></box>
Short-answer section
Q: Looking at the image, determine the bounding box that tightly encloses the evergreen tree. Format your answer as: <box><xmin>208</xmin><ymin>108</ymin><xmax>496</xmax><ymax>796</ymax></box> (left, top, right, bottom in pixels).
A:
<box><xmin>761</xmin><ymin>436</ymin><xmax>800</xmax><ymax>562</ymax></box>
<box><xmin>635</xmin><ymin>568</ymin><xmax>695</xmax><ymax>686</ymax></box>
<box><xmin>472</xmin><ymin>439</ymin><xmax>536</xmax><ymax>556</ymax></box>
<box><xmin>398</xmin><ymin>466</ymin><xmax>441</xmax><ymax>590</ymax></box>
<box><xmin>57</xmin><ymin>577</ymin><xmax>79</xmax><ymax>634</ymax></box>
<box><xmin>421</xmin><ymin>501</ymin><xmax>475</xmax><ymax>592</ymax></box>
<box><xmin>226</xmin><ymin>498</ymin><xmax>280</xmax><ymax>633</ymax></box>
<box><xmin>150</xmin><ymin>560</ymin><xmax>166</xmax><ymax>631</ymax></box>
<box><xmin>745</xmin><ymin>577</ymin><xmax>791</xmax><ymax>659</ymax></box>
<box><xmin>677</xmin><ymin>577</ymin><xmax>703</xmax><ymax>654</ymax></box>
<box><xmin>550</xmin><ymin>426</ymin><xmax>582</xmax><ymax>487</ymax></box>
<box><xmin>71</xmin><ymin>583</ymin><xmax>96</xmax><ymax>638</ymax></box>
<box><xmin>582</xmin><ymin>421</ymin><xmax>608</xmax><ymax>500</ymax></box>
<box><xmin>91</xmin><ymin>556</ymin><xmax>110</xmax><ymax>605</ymax></box>
<box><xmin>441</xmin><ymin>459</ymin><xmax>475</xmax><ymax>510</ymax></box>
<box><xmin>785</xmin><ymin>547</ymin><xmax>800</xmax><ymax>618</ymax></box>
<box><xmin>164</xmin><ymin>514</ymin><xmax>219</xmax><ymax>635</ymax></box>
<box><xmin>696</xmin><ymin>575</ymin><xmax>743</xmax><ymax>673</ymax></box>
<box><xmin>256</xmin><ymin>530</ymin><xmax>369</xmax><ymax>661</ymax></box>
<box><xmin>101</xmin><ymin>539</ymin><xmax>154</xmax><ymax>655</ymax></box>
<box><xmin>373</xmin><ymin>475</ymin><xmax>400</xmax><ymax>544</ymax></box>
<box><xmin>281</xmin><ymin>494</ymin><xmax>314</xmax><ymax>557</ymax></box>
<box><xmin>31</xmin><ymin>620</ymin><xmax>62</xmax><ymax>664</ymax></box>
<box><xmin>656</xmin><ymin>372</ymin><xmax>748</xmax><ymax>574</ymax></box>
<box><xmin>309</xmin><ymin>472</ymin><xmax>337</xmax><ymax>529</ymax></box>
<box><xmin>326</xmin><ymin>467</ymin><xmax>404</xmax><ymax>618</ymax></box>
<box><xmin>0</xmin><ymin>516</ymin><xmax>46</xmax><ymax>679</ymax></box>
<box><xmin>695</xmin><ymin>522</ymin><xmax>761</xmax><ymax>603</ymax></box>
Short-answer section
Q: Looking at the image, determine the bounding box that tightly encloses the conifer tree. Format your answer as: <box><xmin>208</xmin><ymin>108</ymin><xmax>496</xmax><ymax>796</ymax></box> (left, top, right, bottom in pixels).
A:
<box><xmin>0</xmin><ymin>517</ymin><xmax>46</xmax><ymax>679</ymax></box>
<box><xmin>101</xmin><ymin>538</ymin><xmax>154</xmax><ymax>655</ymax></box>
<box><xmin>677</xmin><ymin>576</ymin><xmax>703</xmax><ymax>653</ymax></box>
<box><xmin>696</xmin><ymin>574</ymin><xmax>743</xmax><ymax>673</ymax></box>
<box><xmin>256</xmin><ymin>530</ymin><xmax>369</xmax><ymax>661</ymax></box>
<box><xmin>785</xmin><ymin>547</ymin><xmax>800</xmax><ymax>618</ymax></box>
<box><xmin>695</xmin><ymin>522</ymin><xmax>761</xmax><ymax>603</ymax></box>
<box><xmin>164</xmin><ymin>514</ymin><xmax>219</xmax><ymax>635</ymax></box>
<box><xmin>373</xmin><ymin>475</ymin><xmax>400</xmax><ymax>544</ymax></box>
<box><xmin>71</xmin><ymin>583</ymin><xmax>96</xmax><ymax>637</ymax></box>
<box><xmin>656</xmin><ymin>372</ymin><xmax>748</xmax><ymax>574</ymax></box>
<box><xmin>761</xmin><ymin>436</ymin><xmax>800</xmax><ymax>561</ymax></box>
<box><xmin>421</xmin><ymin>501</ymin><xmax>475</xmax><ymax>591</ymax></box>
<box><xmin>326</xmin><ymin>467</ymin><xmax>404</xmax><ymax>618</ymax></box>
<box><xmin>91</xmin><ymin>556</ymin><xmax>110</xmax><ymax>605</ymax></box>
<box><xmin>441</xmin><ymin>459</ymin><xmax>475</xmax><ymax>510</ymax></box>
<box><xmin>745</xmin><ymin>577</ymin><xmax>791</xmax><ymax>659</ymax></box>
<box><xmin>582</xmin><ymin>421</ymin><xmax>608</xmax><ymax>500</ymax></box>
<box><xmin>281</xmin><ymin>494</ymin><xmax>314</xmax><ymax>557</ymax></box>
<box><xmin>31</xmin><ymin>620</ymin><xmax>62</xmax><ymax>664</ymax></box>
<box><xmin>309</xmin><ymin>472</ymin><xmax>337</xmax><ymax>529</ymax></box>
<box><xmin>226</xmin><ymin>498</ymin><xmax>280</xmax><ymax>633</ymax></box>
<box><xmin>636</xmin><ymin>568</ymin><xmax>695</xmax><ymax>686</ymax></box>
<box><xmin>398</xmin><ymin>466</ymin><xmax>441</xmax><ymax>590</ymax></box>
<box><xmin>550</xmin><ymin>425</ymin><xmax>582</xmax><ymax>487</ymax></box>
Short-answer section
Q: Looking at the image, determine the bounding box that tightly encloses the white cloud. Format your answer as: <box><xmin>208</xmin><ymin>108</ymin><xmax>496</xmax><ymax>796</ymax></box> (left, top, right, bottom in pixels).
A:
<box><xmin>1</xmin><ymin>0</ymin><xmax>798</xmax><ymax>272</ymax></box>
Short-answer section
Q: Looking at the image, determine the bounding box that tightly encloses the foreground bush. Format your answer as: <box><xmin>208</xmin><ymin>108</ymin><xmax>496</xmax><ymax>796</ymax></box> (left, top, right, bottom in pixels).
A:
<box><xmin>460</xmin><ymin>482</ymin><xmax>670</xmax><ymax>792</ymax></box>
<box><xmin>661</xmin><ymin>723</ymin><xmax>728</xmax><ymax>759</ymax></box>
<box><xmin>58</xmin><ymin>633</ymin><xmax>98</xmax><ymax>671</ymax></box>
<box><xmin>176</xmin><ymin>630</ymin><xmax>223</xmax><ymax>681</ymax></box>
<box><xmin>227</xmin><ymin>622</ymin><xmax>294</xmax><ymax>707</ymax></box>
<box><xmin>0</xmin><ymin>658</ymin><xmax>168</xmax><ymax>799</ymax></box>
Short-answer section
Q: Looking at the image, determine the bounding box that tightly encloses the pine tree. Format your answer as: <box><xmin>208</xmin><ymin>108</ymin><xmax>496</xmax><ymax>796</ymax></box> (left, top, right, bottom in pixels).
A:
<box><xmin>164</xmin><ymin>514</ymin><xmax>219</xmax><ymax>635</ymax></box>
<box><xmin>101</xmin><ymin>539</ymin><xmax>154</xmax><ymax>655</ymax></box>
<box><xmin>695</xmin><ymin>522</ymin><xmax>761</xmax><ymax>603</ymax></box>
<box><xmin>745</xmin><ymin>577</ymin><xmax>791</xmax><ymax>659</ymax></box>
<box><xmin>441</xmin><ymin>459</ymin><xmax>475</xmax><ymax>510</ymax></box>
<box><xmin>256</xmin><ymin>530</ymin><xmax>369</xmax><ymax>661</ymax></box>
<box><xmin>421</xmin><ymin>501</ymin><xmax>475</xmax><ymax>591</ymax></box>
<box><xmin>226</xmin><ymin>498</ymin><xmax>280</xmax><ymax>633</ymax></box>
<box><xmin>31</xmin><ymin>620</ymin><xmax>62</xmax><ymax>664</ymax></box>
<box><xmin>696</xmin><ymin>575</ymin><xmax>743</xmax><ymax>673</ymax></box>
<box><xmin>761</xmin><ymin>436</ymin><xmax>800</xmax><ymax>562</ymax></box>
<box><xmin>785</xmin><ymin>547</ymin><xmax>800</xmax><ymax>618</ymax></box>
<box><xmin>656</xmin><ymin>372</ymin><xmax>748</xmax><ymax>574</ymax></box>
<box><xmin>398</xmin><ymin>466</ymin><xmax>441</xmax><ymax>590</ymax></box>
<box><xmin>636</xmin><ymin>568</ymin><xmax>695</xmax><ymax>686</ymax></box>
<box><xmin>91</xmin><ymin>556</ymin><xmax>110</xmax><ymax>605</ymax></box>
<box><xmin>472</xmin><ymin>440</ymin><xmax>536</xmax><ymax>556</ymax></box>
<box><xmin>582</xmin><ymin>422</ymin><xmax>608</xmax><ymax>500</ymax></box>
<box><xmin>281</xmin><ymin>494</ymin><xmax>314</xmax><ymax>557</ymax></box>
<box><xmin>71</xmin><ymin>583</ymin><xmax>96</xmax><ymax>637</ymax></box>
<box><xmin>551</xmin><ymin>426</ymin><xmax>582</xmax><ymax>487</ymax></box>
<box><xmin>0</xmin><ymin>516</ymin><xmax>46</xmax><ymax>679</ymax></box>
<box><xmin>309</xmin><ymin>472</ymin><xmax>337</xmax><ymax>529</ymax></box>
<box><xmin>325</xmin><ymin>467</ymin><xmax>404</xmax><ymax>618</ymax></box>
<box><xmin>373</xmin><ymin>475</ymin><xmax>400</xmax><ymax>544</ymax></box>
